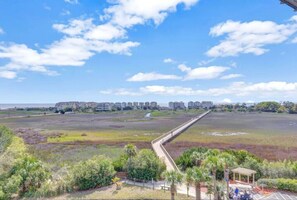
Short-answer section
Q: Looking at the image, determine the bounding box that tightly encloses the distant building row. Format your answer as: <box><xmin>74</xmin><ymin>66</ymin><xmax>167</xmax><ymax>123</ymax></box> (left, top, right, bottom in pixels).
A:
<box><xmin>55</xmin><ymin>101</ymin><xmax>213</xmax><ymax>112</ymax></box>
<box><xmin>55</xmin><ymin>101</ymin><xmax>159</xmax><ymax>112</ymax></box>
<box><xmin>169</xmin><ymin>101</ymin><xmax>213</xmax><ymax>110</ymax></box>
<box><xmin>96</xmin><ymin>102</ymin><xmax>159</xmax><ymax>111</ymax></box>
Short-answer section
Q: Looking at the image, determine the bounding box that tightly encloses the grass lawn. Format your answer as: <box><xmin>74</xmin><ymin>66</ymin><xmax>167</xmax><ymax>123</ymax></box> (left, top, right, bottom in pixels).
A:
<box><xmin>52</xmin><ymin>184</ymin><xmax>193</xmax><ymax>200</ymax></box>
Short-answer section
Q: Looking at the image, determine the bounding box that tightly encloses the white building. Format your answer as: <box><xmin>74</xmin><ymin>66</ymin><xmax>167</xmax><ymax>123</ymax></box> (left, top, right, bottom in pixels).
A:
<box><xmin>201</xmin><ymin>101</ymin><xmax>213</xmax><ymax>109</ymax></box>
<box><xmin>96</xmin><ymin>103</ymin><xmax>112</xmax><ymax>111</ymax></box>
<box><xmin>150</xmin><ymin>102</ymin><xmax>158</xmax><ymax>109</ymax></box>
<box><xmin>188</xmin><ymin>101</ymin><xmax>194</xmax><ymax>109</ymax></box>
<box><xmin>169</xmin><ymin>101</ymin><xmax>185</xmax><ymax>110</ymax></box>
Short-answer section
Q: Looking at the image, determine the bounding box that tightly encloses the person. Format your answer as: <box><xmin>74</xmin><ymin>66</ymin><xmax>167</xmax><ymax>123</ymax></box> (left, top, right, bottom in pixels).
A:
<box><xmin>240</xmin><ymin>190</ymin><xmax>250</xmax><ymax>200</ymax></box>
<box><xmin>235</xmin><ymin>187</ymin><xmax>239</xmax><ymax>196</ymax></box>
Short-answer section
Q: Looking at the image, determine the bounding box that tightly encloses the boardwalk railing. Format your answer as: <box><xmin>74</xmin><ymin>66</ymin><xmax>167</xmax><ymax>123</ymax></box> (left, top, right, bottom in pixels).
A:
<box><xmin>151</xmin><ymin>110</ymin><xmax>211</xmax><ymax>172</ymax></box>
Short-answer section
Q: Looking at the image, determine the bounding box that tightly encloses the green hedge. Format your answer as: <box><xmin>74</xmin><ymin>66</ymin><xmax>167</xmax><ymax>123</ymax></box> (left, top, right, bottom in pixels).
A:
<box><xmin>258</xmin><ymin>178</ymin><xmax>297</xmax><ymax>192</ymax></box>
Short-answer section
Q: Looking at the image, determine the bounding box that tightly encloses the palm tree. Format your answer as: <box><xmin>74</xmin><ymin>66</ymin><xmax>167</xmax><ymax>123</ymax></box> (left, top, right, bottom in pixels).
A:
<box><xmin>124</xmin><ymin>144</ymin><xmax>137</xmax><ymax>170</ymax></box>
<box><xmin>191</xmin><ymin>151</ymin><xmax>207</xmax><ymax>166</ymax></box>
<box><xmin>219</xmin><ymin>152</ymin><xmax>236</xmax><ymax>199</ymax></box>
<box><xmin>162</xmin><ymin>170</ymin><xmax>183</xmax><ymax>200</ymax></box>
<box><xmin>185</xmin><ymin>168</ymin><xmax>193</xmax><ymax>197</ymax></box>
<box><xmin>202</xmin><ymin>155</ymin><xmax>223</xmax><ymax>200</ymax></box>
<box><xmin>186</xmin><ymin>167</ymin><xmax>210</xmax><ymax>200</ymax></box>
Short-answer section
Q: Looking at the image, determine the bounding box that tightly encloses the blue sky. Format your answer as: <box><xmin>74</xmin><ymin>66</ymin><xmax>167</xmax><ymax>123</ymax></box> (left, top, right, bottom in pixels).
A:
<box><xmin>0</xmin><ymin>0</ymin><xmax>297</xmax><ymax>104</ymax></box>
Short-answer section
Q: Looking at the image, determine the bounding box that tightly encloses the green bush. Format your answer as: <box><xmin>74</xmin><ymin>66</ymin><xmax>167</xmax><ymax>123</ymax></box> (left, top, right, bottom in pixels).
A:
<box><xmin>113</xmin><ymin>154</ymin><xmax>128</xmax><ymax>172</ymax></box>
<box><xmin>127</xmin><ymin>149</ymin><xmax>165</xmax><ymax>181</ymax></box>
<box><xmin>0</xmin><ymin>126</ymin><xmax>14</xmax><ymax>154</ymax></box>
<box><xmin>258</xmin><ymin>178</ymin><xmax>297</xmax><ymax>192</ymax></box>
<box><xmin>175</xmin><ymin>147</ymin><xmax>208</xmax><ymax>171</ymax></box>
<box><xmin>0</xmin><ymin>155</ymin><xmax>50</xmax><ymax>199</ymax></box>
<box><xmin>260</xmin><ymin>160</ymin><xmax>297</xmax><ymax>179</ymax></box>
<box><xmin>71</xmin><ymin>155</ymin><xmax>115</xmax><ymax>190</ymax></box>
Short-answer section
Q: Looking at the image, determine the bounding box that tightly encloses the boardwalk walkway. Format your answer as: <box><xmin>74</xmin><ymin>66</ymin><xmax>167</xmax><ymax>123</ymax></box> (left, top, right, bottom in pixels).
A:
<box><xmin>151</xmin><ymin>110</ymin><xmax>211</xmax><ymax>171</ymax></box>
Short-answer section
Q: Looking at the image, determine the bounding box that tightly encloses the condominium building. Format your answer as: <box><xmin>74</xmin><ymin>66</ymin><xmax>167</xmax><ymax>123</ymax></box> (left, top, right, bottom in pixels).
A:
<box><xmin>96</xmin><ymin>102</ymin><xmax>112</xmax><ymax>111</ymax></box>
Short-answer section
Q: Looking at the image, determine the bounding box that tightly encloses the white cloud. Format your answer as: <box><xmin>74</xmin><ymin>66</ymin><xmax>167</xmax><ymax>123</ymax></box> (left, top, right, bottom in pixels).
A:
<box><xmin>222</xmin><ymin>98</ymin><xmax>232</xmax><ymax>103</ymax></box>
<box><xmin>229</xmin><ymin>61</ymin><xmax>237</xmax><ymax>68</ymax></box>
<box><xmin>100</xmin><ymin>88</ymin><xmax>141</xmax><ymax>96</ymax></box>
<box><xmin>198</xmin><ymin>58</ymin><xmax>215</xmax><ymax>66</ymax></box>
<box><xmin>101</xmin><ymin>81</ymin><xmax>297</xmax><ymax>99</ymax></box>
<box><xmin>85</xmin><ymin>23</ymin><xmax>126</xmax><ymax>41</ymax></box>
<box><xmin>207</xmin><ymin>18</ymin><xmax>297</xmax><ymax>57</ymax></box>
<box><xmin>0</xmin><ymin>1</ymin><xmax>199</xmax><ymax>79</ymax></box>
<box><xmin>0</xmin><ymin>71</ymin><xmax>17</xmax><ymax>79</ymax></box>
<box><xmin>53</xmin><ymin>19</ymin><xmax>94</xmax><ymax>36</ymax></box>
<box><xmin>292</xmin><ymin>37</ymin><xmax>297</xmax><ymax>43</ymax></box>
<box><xmin>64</xmin><ymin>0</ymin><xmax>78</xmax><ymax>4</ymax></box>
<box><xmin>220</xmin><ymin>74</ymin><xmax>243</xmax><ymax>80</ymax></box>
<box><xmin>61</xmin><ymin>10</ymin><xmax>71</xmax><ymax>16</ymax></box>
<box><xmin>102</xmin><ymin>0</ymin><xmax>199</xmax><ymax>28</ymax></box>
<box><xmin>291</xmin><ymin>15</ymin><xmax>297</xmax><ymax>22</ymax></box>
<box><xmin>127</xmin><ymin>72</ymin><xmax>181</xmax><ymax>82</ymax></box>
<box><xmin>163</xmin><ymin>58</ymin><xmax>175</xmax><ymax>63</ymax></box>
<box><xmin>0</xmin><ymin>27</ymin><xmax>4</xmax><ymax>34</ymax></box>
<box><xmin>44</xmin><ymin>5</ymin><xmax>51</xmax><ymax>11</ymax></box>
<box><xmin>178</xmin><ymin>64</ymin><xmax>229</xmax><ymax>80</ymax></box>
<box><xmin>178</xmin><ymin>64</ymin><xmax>191</xmax><ymax>72</ymax></box>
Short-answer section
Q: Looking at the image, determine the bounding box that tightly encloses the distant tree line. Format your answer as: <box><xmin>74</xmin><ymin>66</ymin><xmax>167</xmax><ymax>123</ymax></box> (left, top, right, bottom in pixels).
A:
<box><xmin>213</xmin><ymin>101</ymin><xmax>297</xmax><ymax>114</ymax></box>
<box><xmin>256</xmin><ymin>101</ymin><xmax>297</xmax><ymax>114</ymax></box>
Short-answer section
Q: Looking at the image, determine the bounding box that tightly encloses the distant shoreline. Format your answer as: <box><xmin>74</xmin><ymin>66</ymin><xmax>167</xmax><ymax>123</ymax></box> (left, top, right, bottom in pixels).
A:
<box><xmin>0</xmin><ymin>104</ymin><xmax>55</xmax><ymax>109</ymax></box>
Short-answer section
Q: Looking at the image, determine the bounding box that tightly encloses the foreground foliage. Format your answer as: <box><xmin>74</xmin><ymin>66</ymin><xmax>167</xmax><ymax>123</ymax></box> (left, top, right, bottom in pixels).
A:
<box><xmin>162</xmin><ymin>170</ymin><xmax>184</xmax><ymax>200</ymax></box>
<box><xmin>0</xmin><ymin>155</ymin><xmax>50</xmax><ymax>199</ymax></box>
<box><xmin>71</xmin><ymin>155</ymin><xmax>116</xmax><ymax>190</ymax></box>
<box><xmin>127</xmin><ymin>148</ymin><xmax>166</xmax><ymax>181</ymax></box>
<box><xmin>258</xmin><ymin>178</ymin><xmax>297</xmax><ymax>193</ymax></box>
<box><xmin>0</xmin><ymin>126</ymin><xmax>14</xmax><ymax>154</ymax></box>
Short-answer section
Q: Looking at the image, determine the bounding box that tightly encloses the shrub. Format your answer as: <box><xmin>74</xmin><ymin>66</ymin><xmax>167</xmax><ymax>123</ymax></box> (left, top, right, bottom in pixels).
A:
<box><xmin>71</xmin><ymin>155</ymin><xmax>115</xmax><ymax>190</ymax></box>
<box><xmin>0</xmin><ymin>126</ymin><xmax>14</xmax><ymax>154</ymax></box>
<box><xmin>260</xmin><ymin>160</ymin><xmax>297</xmax><ymax>179</ymax></box>
<box><xmin>0</xmin><ymin>155</ymin><xmax>50</xmax><ymax>198</ymax></box>
<box><xmin>175</xmin><ymin>147</ymin><xmax>208</xmax><ymax>171</ymax></box>
<box><xmin>127</xmin><ymin>149</ymin><xmax>166</xmax><ymax>181</ymax></box>
<box><xmin>0</xmin><ymin>136</ymin><xmax>27</xmax><ymax>174</ymax></box>
<box><xmin>258</xmin><ymin>178</ymin><xmax>297</xmax><ymax>192</ymax></box>
<box><xmin>113</xmin><ymin>154</ymin><xmax>128</xmax><ymax>172</ymax></box>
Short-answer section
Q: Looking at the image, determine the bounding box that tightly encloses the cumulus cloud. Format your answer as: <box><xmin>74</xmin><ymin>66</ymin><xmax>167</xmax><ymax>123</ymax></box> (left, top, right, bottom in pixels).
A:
<box><xmin>292</xmin><ymin>37</ymin><xmax>297</xmax><ymax>43</ymax></box>
<box><xmin>0</xmin><ymin>70</ymin><xmax>17</xmax><ymax>79</ymax></box>
<box><xmin>64</xmin><ymin>0</ymin><xmax>78</xmax><ymax>4</ymax></box>
<box><xmin>0</xmin><ymin>27</ymin><xmax>4</xmax><ymax>34</ymax></box>
<box><xmin>178</xmin><ymin>64</ymin><xmax>229</xmax><ymax>80</ymax></box>
<box><xmin>207</xmin><ymin>18</ymin><xmax>297</xmax><ymax>57</ymax></box>
<box><xmin>100</xmin><ymin>88</ymin><xmax>141</xmax><ymax>96</ymax></box>
<box><xmin>0</xmin><ymin>0</ymin><xmax>199</xmax><ymax>79</ymax></box>
<box><xmin>220</xmin><ymin>74</ymin><xmax>243</xmax><ymax>80</ymax></box>
<box><xmin>101</xmin><ymin>81</ymin><xmax>297</xmax><ymax>99</ymax></box>
<box><xmin>222</xmin><ymin>98</ymin><xmax>232</xmax><ymax>103</ymax></box>
<box><xmin>102</xmin><ymin>0</ymin><xmax>199</xmax><ymax>28</ymax></box>
<box><xmin>127</xmin><ymin>72</ymin><xmax>181</xmax><ymax>82</ymax></box>
<box><xmin>163</xmin><ymin>58</ymin><xmax>175</xmax><ymax>63</ymax></box>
